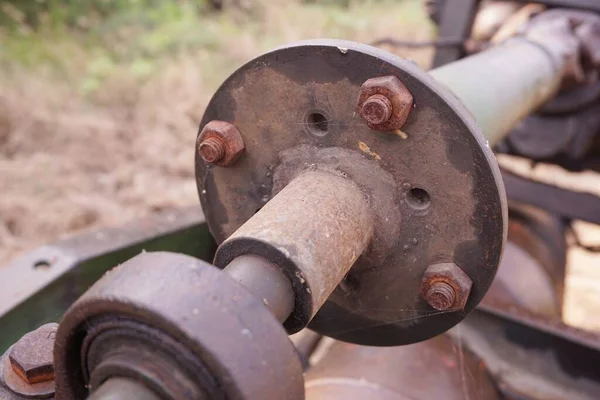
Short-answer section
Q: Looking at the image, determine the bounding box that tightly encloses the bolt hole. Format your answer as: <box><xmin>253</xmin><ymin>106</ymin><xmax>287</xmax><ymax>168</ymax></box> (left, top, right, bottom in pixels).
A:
<box><xmin>306</xmin><ymin>112</ymin><xmax>329</xmax><ymax>136</ymax></box>
<box><xmin>33</xmin><ymin>260</ymin><xmax>51</xmax><ymax>270</ymax></box>
<box><xmin>407</xmin><ymin>188</ymin><xmax>431</xmax><ymax>210</ymax></box>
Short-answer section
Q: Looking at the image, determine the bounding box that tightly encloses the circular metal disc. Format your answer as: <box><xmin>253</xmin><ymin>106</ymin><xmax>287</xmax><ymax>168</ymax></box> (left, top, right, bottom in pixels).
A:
<box><xmin>196</xmin><ymin>39</ymin><xmax>507</xmax><ymax>345</ymax></box>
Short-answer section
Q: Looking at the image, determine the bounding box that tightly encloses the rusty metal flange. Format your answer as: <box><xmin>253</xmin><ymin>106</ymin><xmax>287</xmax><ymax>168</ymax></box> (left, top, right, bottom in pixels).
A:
<box><xmin>196</xmin><ymin>39</ymin><xmax>507</xmax><ymax>345</ymax></box>
<box><xmin>53</xmin><ymin>252</ymin><xmax>304</xmax><ymax>399</ymax></box>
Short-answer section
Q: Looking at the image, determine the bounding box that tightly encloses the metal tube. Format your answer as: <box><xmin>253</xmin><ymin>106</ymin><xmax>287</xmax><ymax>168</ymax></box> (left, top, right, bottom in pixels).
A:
<box><xmin>224</xmin><ymin>255</ymin><xmax>295</xmax><ymax>323</ymax></box>
<box><xmin>88</xmin><ymin>378</ymin><xmax>162</xmax><ymax>400</ymax></box>
<box><xmin>214</xmin><ymin>171</ymin><xmax>374</xmax><ymax>329</ymax></box>
<box><xmin>430</xmin><ymin>37</ymin><xmax>566</xmax><ymax>146</ymax></box>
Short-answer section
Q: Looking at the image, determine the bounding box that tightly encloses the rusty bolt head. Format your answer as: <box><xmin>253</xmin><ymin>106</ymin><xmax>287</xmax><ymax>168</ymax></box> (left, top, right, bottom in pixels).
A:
<box><xmin>9</xmin><ymin>323</ymin><xmax>58</xmax><ymax>384</ymax></box>
<box><xmin>421</xmin><ymin>263</ymin><xmax>472</xmax><ymax>311</ymax></box>
<box><xmin>361</xmin><ymin>94</ymin><xmax>393</xmax><ymax>125</ymax></box>
<box><xmin>197</xmin><ymin>121</ymin><xmax>245</xmax><ymax>166</ymax></box>
<box><xmin>356</xmin><ymin>76</ymin><xmax>413</xmax><ymax>131</ymax></box>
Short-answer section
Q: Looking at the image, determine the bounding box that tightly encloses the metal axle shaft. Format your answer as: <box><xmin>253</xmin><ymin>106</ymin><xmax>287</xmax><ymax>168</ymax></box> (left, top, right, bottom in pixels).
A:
<box><xmin>430</xmin><ymin>32</ymin><xmax>571</xmax><ymax>145</ymax></box>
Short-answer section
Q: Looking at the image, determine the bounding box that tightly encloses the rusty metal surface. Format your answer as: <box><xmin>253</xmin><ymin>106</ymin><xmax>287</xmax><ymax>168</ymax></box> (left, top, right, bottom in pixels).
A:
<box><xmin>0</xmin><ymin>206</ymin><xmax>214</xmax><ymax>354</ymax></box>
<box><xmin>305</xmin><ymin>335</ymin><xmax>499</xmax><ymax>400</ymax></box>
<box><xmin>54</xmin><ymin>252</ymin><xmax>303</xmax><ymax>400</ymax></box>
<box><xmin>197</xmin><ymin>120</ymin><xmax>245</xmax><ymax>167</ymax></box>
<box><xmin>356</xmin><ymin>76</ymin><xmax>413</xmax><ymax>130</ymax></box>
<box><xmin>9</xmin><ymin>324</ymin><xmax>57</xmax><ymax>386</ymax></box>
<box><xmin>215</xmin><ymin>171</ymin><xmax>374</xmax><ymax>332</ymax></box>
<box><xmin>421</xmin><ymin>262</ymin><xmax>472</xmax><ymax>311</ymax></box>
<box><xmin>1</xmin><ymin>346</ymin><xmax>55</xmax><ymax>399</ymax></box>
<box><xmin>197</xmin><ymin>39</ymin><xmax>506</xmax><ymax>345</ymax></box>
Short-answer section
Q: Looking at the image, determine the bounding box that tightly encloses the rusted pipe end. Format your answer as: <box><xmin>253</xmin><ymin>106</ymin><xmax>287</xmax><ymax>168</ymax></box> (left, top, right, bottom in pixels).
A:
<box><xmin>361</xmin><ymin>94</ymin><xmax>393</xmax><ymax>125</ymax></box>
<box><xmin>424</xmin><ymin>282</ymin><xmax>456</xmax><ymax>311</ymax></box>
<box><xmin>199</xmin><ymin>137</ymin><xmax>226</xmax><ymax>164</ymax></box>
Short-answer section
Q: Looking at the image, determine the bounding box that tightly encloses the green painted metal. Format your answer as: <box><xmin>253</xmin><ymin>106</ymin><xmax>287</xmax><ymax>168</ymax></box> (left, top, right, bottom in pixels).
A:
<box><xmin>430</xmin><ymin>38</ymin><xmax>565</xmax><ymax>146</ymax></box>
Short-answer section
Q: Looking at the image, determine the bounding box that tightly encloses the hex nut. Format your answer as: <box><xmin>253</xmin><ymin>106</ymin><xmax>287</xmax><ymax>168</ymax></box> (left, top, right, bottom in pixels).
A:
<box><xmin>356</xmin><ymin>76</ymin><xmax>413</xmax><ymax>131</ymax></box>
<box><xmin>197</xmin><ymin>121</ymin><xmax>245</xmax><ymax>166</ymax></box>
<box><xmin>421</xmin><ymin>263</ymin><xmax>473</xmax><ymax>311</ymax></box>
<box><xmin>9</xmin><ymin>323</ymin><xmax>58</xmax><ymax>384</ymax></box>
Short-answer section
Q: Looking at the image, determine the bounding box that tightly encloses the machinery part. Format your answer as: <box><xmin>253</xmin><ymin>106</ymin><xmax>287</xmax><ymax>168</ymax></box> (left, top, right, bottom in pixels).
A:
<box><xmin>525</xmin><ymin>10</ymin><xmax>600</xmax><ymax>87</ymax></box>
<box><xmin>54</xmin><ymin>252</ymin><xmax>304</xmax><ymax>400</ymax></box>
<box><xmin>505</xmin><ymin>102</ymin><xmax>600</xmax><ymax>161</ymax></box>
<box><xmin>501</xmin><ymin>168</ymin><xmax>600</xmax><ymax>225</ymax></box>
<box><xmin>459</xmin><ymin>302</ymin><xmax>600</xmax><ymax>400</ymax></box>
<box><xmin>9</xmin><ymin>324</ymin><xmax>57</xmax><ymax>385</ymax></box>
<box><xmin>356</xmin><ymin>76</ymin><xmax>413</xmax><ymax>130</ymax></box>
<box><xmin>289</xmin><ymin>330</ymin><xmax>322</xmax><ymax>370</ymax></box>
<box><xmin>486</xmin><ymin>202</ymin><xmax>567</xmax><ymax>317</ymax></box>
<box><xmin>421</xmin><ymin>263</ymin><xmax>473</xmax><ymax>311</ymax></box>
<box><xmin>197</xmin><ymin>120</ymin><xmax>245</xmax><ymax>166</ymax></box>
<box><xmin>0</xmin><ymin>324</ymin><xmax>58</xmax><ymax>399</ymax></box>
<box><xmin>88</xmin><ymin>378</ymin><xmax>161</xmax><ymax>400</ymax></box>
<box><xmin>0</xmin><ymin>207</ymin><xmax>215</xmax><ymax>354</ymax></box>
<box><xmin>430</xmin><ymin>0</ymin><xmax>479</xmax><ymax>67</ymax></box>
<box><xmin>430</xmin><ymin>33</ymin><xmax>569</xmax><ymax>146</ymax></box>
<box><xmin>197</xmin><ymin>39</ymin><xmax>506</xmax><ymax>346</ymax></box>
<box><xmin>304</xmin><ymin>335</ymin><xmax>499</xmax><ymax>400</ymax></box>
<box><xmin>223</xmin><ymin>255</ymin><xmax>295</xmax><ymax>323</ymax></box>
<box><xmin>215</xmin><ymin>171</ymin><xmax>373</xmax><ymax>331</ymax></box>
<box><xmin>489</xmin><ymin>3</ymin><xmax>547</xmax><ymax>45</ymax></box>
<box><xmin>541</xmin><ymin>81</ymin><xmax>600</xmax><ymax>114</ymax></box>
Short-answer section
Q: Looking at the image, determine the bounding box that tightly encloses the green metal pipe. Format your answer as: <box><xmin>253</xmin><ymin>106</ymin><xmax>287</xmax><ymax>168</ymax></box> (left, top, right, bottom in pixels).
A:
<box><xmin>430</xmin><ymin>37</ymin><xmax>567</xmax><ymax>146</ymax></box>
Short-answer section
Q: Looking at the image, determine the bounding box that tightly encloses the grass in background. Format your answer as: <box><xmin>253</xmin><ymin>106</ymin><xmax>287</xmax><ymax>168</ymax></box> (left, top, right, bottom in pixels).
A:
<box><xmin>0</xmin><ymin>0</ymin><xmax>434</xmax><ymax>261</ymax></box>
<box><xmin>1</xmin><ymin>0</ymin><xmax>434</xmax><ymax>96</ymax></box>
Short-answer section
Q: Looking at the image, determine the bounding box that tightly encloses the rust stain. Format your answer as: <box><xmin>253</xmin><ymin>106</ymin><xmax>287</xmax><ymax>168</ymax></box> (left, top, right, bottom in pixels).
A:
<box><xmin>358</xmin><ymin>141</ymin><xmax>381</xmax><ymax>160</ymax></box>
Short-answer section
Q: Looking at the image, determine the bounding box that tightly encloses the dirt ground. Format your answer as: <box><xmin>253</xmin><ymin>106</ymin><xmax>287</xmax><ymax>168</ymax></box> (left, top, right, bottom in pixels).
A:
<box><xmin>1</xmin><ymin>0</ymin><xmax>599</xmax><ymax>333</ymax></box>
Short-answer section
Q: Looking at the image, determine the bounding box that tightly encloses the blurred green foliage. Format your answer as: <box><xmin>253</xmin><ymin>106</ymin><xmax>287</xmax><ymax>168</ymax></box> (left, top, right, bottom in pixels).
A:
<box><xmin>0</xmin><ymin>0</ymin><xmax>428</xmax><ymax>97</ymax></box>
<box><xmin>0</xmin><ymin>0</ymin><xmax>210</xmax><ymax>30</ymax></box>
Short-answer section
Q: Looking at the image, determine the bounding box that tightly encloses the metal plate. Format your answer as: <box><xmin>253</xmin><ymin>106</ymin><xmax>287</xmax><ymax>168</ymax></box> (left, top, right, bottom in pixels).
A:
<box><xmin>0</xmin><ymin>207</ymin><xmax>214</xmax><ymax>353</ymax></box>
<box><xmin>196</xmin><ymin>39</ymin><xmax>506</xmax><ymax>345</ymax></box>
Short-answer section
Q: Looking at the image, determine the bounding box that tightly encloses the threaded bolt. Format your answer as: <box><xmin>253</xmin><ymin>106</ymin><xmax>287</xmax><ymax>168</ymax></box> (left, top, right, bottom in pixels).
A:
<box><xmin>361</xmin><ymin>94</ymin><xmax>393</xmax><ymax>125</ymax></box>
<box><xmin>424</xmin><ymin>281</ymin><xmax>456</xmax><ymax>311</ymax></box>
<box><xmin>199</xmin><ymin>137</ymin><xmax>226</xmax><ymax>164</ymax></box>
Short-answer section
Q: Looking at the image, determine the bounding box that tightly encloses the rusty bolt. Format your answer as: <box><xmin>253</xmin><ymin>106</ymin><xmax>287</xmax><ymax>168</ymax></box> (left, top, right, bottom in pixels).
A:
<box><xmin>199</xmin><ymin>136</ymin><xmax>226</xmax><ymax>163</ymax></box>
<box><xmin>197</xmin><ymin>120</ymin><xmax>245</xmax><ymax>167</ymax></box>
<box><xmin>421</xmin><ymin>263</ymin><xmax>472</xmax><ymax>311</ymax></box>
<box><xmin>8</xmin><ymin>323</ymin><xmax>58</xmax><ymax>384</ymax></box>
<box><xmin>361</xmin><ymin>94</ymin><xmax>393</xmax><ymax>125</ymax></box>
<box><xmin>356</xmin><ymin>75</ymin><xmax>413</xmax><ymax>131</ymax></box>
